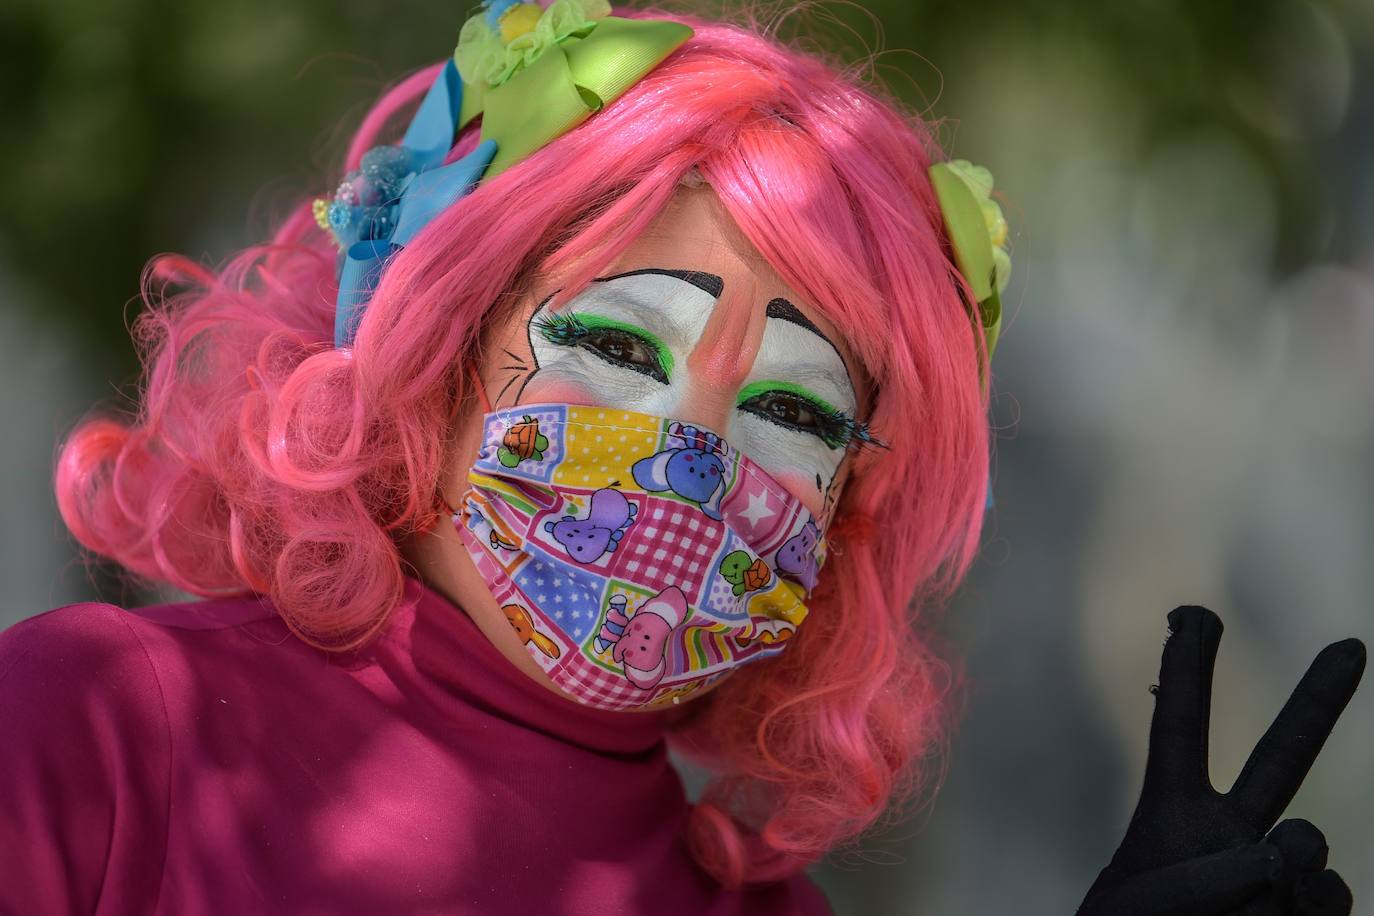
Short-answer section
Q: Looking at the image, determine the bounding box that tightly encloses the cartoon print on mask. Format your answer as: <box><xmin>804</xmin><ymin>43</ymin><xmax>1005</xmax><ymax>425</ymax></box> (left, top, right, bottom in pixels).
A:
<box><xmin>460</xmin><ymin>487</ymin><xmax>529</xmax><ymax>572</ymax></box>
<box><xmin>595</xmin><ymin>586</ymin><xmax>688</xmax><ymax>690</ymax></box>
<box><xmin>497</xmin><ymin>415</ymin><xmax>549</xmax><ymax>467</ymax></box>
<box><xmin>489</xmin><ymin>530</ymin><xmax>521</xmax><ymax>552</ymax></box>
<box><xmin>631</xmin><ymin>423</ymin><xmax>728</xmax><ymax>519</ymax></box>
<box><xmin>733</xmin><ymin>620</ymin><xmax>796</xmax><ymax>650</ymax></box>
<box><xmin>718</xmin><ymin>549</ymin><xmax>772</xmax><ymax>596</ymax></box>
<box><xmin>461</xmin><ymin>404</ymin><xmax>829</xmax><ymax>711</ymax></box>
<box><xmin>775</xmin><ymin>519</ymin><xmax>821</xmax><ymax>591</ymax></box>
<box><xmin>503</xmin><ymin>603</ymin><xmax>561</xmax><ymax>660</ymax></box>
<box><xmin>544</xmin><ymin>486</ymin><xmax>637</xmax><ymax>563</ymax></box>
<box><xmin>593</xmin><ymin>594</ymin><xmax>630</xmax><ymax>655</ymax></box>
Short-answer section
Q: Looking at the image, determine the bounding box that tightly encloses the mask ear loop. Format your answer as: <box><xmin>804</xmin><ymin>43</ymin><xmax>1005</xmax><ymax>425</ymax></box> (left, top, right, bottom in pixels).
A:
<box><xmin>468</xmin><ymin>361</ymin><xmax>493</xmax><ymax>414</ymax></box>
<box><xmin>452</xmin><ymin>360</ymin><xmax>494</xmax><ymax>420</ymax></box>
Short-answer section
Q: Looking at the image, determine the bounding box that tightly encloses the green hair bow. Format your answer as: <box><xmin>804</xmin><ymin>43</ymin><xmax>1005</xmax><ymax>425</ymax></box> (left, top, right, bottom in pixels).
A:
<box><xmin>454</xmin><ymin>0</ymin><xmax>693</xmax><ymax>177</ymax></box>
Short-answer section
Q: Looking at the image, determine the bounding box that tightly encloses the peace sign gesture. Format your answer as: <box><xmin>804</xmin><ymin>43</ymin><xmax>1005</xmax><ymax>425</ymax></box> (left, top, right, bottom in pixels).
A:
<box><xmin>1077</xmin><ymin>606</ymin><xmax>1366</xmax><ymax>916</ymax></box>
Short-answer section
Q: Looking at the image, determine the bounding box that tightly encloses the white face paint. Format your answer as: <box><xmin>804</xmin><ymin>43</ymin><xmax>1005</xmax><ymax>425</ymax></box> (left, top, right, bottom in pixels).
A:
<box><xmin>521</xmin><ymin>270</ymin><xmax>861</xmax><ymax>495</ymax></box>
<box><xmin>731</xmin><ymin>298</ymin><xmax>859</xmax><ymax>492</ymax></box>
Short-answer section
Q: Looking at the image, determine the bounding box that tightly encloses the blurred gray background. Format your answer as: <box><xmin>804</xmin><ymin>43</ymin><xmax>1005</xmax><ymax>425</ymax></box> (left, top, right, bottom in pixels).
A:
<box><xmin>1</xmin><ymin>0</ymin><xmax>1371</xmax><ymax>911</ymax></box>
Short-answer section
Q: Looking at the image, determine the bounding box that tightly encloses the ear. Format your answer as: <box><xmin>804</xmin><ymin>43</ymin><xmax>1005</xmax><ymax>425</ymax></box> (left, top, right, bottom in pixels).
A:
<box><xmin>641</xmin><ymin>586</ymin><xmax>687</xmax><ymax>628</ymax></box>
<box><xmin>631</xmin><ymin>451</ymin><xmax>673</xmax><ymax>492</ymax></box>
<box><xmin>532</xmin><ymin>632</ymin><xmax>561</xmax><ymax>659</ymax></box>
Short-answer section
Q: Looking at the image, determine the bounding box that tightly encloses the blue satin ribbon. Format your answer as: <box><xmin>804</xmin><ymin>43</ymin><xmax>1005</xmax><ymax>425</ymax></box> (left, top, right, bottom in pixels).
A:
<box><xmin>333</xmin><ymin>60</ymin><xmax>498</xmax><ymax>348</ymax></box>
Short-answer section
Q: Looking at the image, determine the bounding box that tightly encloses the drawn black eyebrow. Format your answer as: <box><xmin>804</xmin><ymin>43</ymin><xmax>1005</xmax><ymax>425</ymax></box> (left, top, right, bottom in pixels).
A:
<box><xmin>764</xmin><ymin>297</ymin><xmax>864</xmax><ymax>412</ymax></box>
<box><xmin>766</xmin><ymin>297</ymin><xmax>838</xmax><ymax>352</ymax></box>
<box><xmin>594</xmin><ymin>268</ymin><xmax>724</xmax><ymax>299</ymax></box>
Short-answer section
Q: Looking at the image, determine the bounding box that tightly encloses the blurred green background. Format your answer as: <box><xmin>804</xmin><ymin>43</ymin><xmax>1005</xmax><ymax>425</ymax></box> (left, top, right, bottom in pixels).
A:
<box><xmin>2</xmin><ymin>0</ymin><xmax>1371</xmax><ymax>911</ymax></box>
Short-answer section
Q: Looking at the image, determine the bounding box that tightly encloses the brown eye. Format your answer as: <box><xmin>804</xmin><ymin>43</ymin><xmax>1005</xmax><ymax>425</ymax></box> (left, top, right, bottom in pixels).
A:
<box><xmin>737</xmin><ymin>389</ymin><xmax>862</xmax><ymax>450</ymax></box>
<box><xmin>748</xmin><ymin>391</ymin><xmax>820</xmax><ymax>430</ymax></box>
<box><xmin>738</xmin><ymin>390</ymin><xmax>826</xmax><ymax>439</ymax></box>
<box><xmin>579</xmin><ymin>329</ymin><xmax>669</xmax><ymax>384</ymax></box>
<box><xmin>534</xmin><ymin>311</ymin><xmax>671</xmax><ymax>384</ymax></box>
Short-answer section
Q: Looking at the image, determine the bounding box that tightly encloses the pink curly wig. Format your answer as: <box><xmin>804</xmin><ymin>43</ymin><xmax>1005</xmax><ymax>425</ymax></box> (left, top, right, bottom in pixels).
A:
<box><xmin>55</xmin><ymin>7</ymin><xmax>990</xmax><ymax>890</ymax></box>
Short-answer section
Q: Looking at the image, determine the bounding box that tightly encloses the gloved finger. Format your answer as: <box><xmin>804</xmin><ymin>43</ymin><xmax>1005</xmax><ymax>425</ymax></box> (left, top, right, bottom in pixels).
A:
<box><xmin>1078</xmin><ymin>842</ymin><xmax>1280</xmax><ymax>916</ymax></box>
<box><xmin>1293</xmin><ymin>869</ymin><xmax>1352</xmax><ymax>916</ymax></box>
<box><xmin>1264</xmin><ymin>818</ymin><xmax>1328</xmax><ymax>876</ymax></box>
<box><xmin>1228</xmin><ymin>639</ymin><xmax>1366</xmax><ymax>833</ymax></box>
<box><xmin>1143</xmin><ymin>606</ymin><xmax>1224</xmax><ymax>794</ymax></box>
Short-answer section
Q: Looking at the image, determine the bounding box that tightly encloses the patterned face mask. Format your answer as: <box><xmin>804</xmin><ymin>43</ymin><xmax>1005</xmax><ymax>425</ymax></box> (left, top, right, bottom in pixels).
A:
<box><xmin>453</xmin><ymin>403</ymin><xmax>828</xmax><ymax>711</ymax></box>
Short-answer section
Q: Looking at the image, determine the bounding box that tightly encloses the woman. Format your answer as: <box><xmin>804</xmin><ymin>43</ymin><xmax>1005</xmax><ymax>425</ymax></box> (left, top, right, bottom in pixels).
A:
<box><xmin>0</xmin><ymin>2</ymin><xmax>1362</xmax><ymax>913</ymax></box>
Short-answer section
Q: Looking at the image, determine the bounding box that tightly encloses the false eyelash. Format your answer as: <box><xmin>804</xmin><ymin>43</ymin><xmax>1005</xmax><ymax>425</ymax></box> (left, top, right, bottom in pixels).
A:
<box><xmin>819</xmin><ymin>411</ymin><xmax>887</xmax><ymax>452</ymax></box>
<box><xmin>532</xmin><ymin>311</ymin><xmax>591</xmax><ymax>346</ymax></box>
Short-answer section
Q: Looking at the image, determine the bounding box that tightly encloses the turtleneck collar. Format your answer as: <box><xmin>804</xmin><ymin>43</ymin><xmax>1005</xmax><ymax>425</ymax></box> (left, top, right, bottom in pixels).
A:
<box><xmin>391</xmin><ymin>576</ymin><xmax>674</xmax><ymax>757</ymax></box>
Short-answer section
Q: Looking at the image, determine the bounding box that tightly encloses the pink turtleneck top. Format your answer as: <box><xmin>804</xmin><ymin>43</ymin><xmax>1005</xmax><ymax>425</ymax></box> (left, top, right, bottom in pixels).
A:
<box><xmin>0</xmin><ymin>578</ymin><xmax>833</xmax><ymax>915</ymax></box>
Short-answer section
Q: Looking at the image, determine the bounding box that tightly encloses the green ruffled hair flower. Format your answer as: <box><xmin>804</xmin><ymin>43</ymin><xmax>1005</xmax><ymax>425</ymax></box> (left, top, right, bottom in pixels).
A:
<box><xmin>457</xmin><ymin>0</ymin><xmax>612</xmax><ymax>88</ymax></box>
<box><xmin>944</xmin><ymin>159</ymin><xmax>1011</xmax><ymax>294</ymax></box>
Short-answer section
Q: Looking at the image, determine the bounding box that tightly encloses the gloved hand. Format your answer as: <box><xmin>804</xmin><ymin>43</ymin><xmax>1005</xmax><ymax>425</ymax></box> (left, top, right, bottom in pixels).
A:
<box><xmin>1077</xmin><ymin>606</ymin><xmax>1366</xmax><ymax>916</ymax></box>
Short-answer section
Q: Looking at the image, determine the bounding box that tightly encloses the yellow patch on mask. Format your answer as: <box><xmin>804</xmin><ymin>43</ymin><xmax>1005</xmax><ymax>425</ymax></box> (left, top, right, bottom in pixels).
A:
<box><xmin>747</xmin><ymin>580</ymin><xmax>809</xmax><ymax>627</ymax></box>
<box><xmin>554</xmin><ymin>407</ymin><xmax>662</xmax><ymax>489</ymax></box>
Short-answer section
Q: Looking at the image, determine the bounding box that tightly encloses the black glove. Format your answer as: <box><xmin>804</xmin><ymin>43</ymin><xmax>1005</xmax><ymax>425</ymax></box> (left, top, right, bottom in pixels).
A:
<box><xmin>1077</xmin><ymin>606</ymin><xmax>1366</xmax><ymax>916</ymax></box>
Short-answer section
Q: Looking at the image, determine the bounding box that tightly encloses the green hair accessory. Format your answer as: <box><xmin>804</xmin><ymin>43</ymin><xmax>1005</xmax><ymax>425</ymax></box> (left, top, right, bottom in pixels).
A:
<box><xmin>929</xmin><ymin>159</ymin><xmax>1011</xmax><ymax>364</ymax></box>
<box><xmin>454</xmin><ymin>0</ymin><xmax>693</xmax><ymax>177</ymax></box>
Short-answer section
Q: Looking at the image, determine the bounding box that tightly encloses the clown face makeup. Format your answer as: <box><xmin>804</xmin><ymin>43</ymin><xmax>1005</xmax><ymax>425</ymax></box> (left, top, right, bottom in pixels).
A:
<box><xmin>519</xmin><ymin>269</ymin><xmax>869</xmax><ymax>502</ymax></box>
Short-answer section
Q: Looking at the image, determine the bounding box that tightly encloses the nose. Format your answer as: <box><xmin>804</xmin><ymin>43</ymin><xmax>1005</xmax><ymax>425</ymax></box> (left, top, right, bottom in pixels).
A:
<box><xmin>676</xmin><ymin>289</ymin><xmax>767</xmax><ymax>432</ymax></box>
